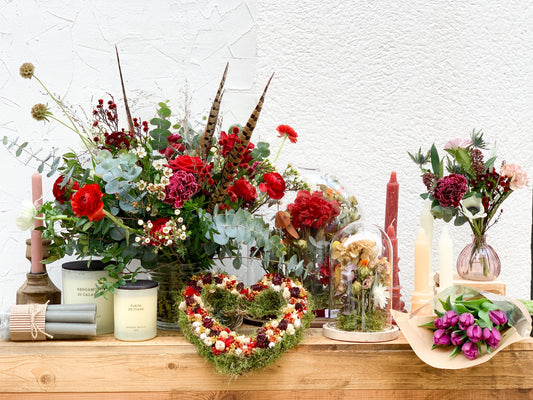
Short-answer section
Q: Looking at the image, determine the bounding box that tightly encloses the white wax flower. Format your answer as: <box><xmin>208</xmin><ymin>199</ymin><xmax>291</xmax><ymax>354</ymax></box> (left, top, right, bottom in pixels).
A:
<box><xmin>16</xmin><ymin>201</ymin><xmax>36</xmax><ymax>231</ymax></box>
<box><xmin>215</xmin><ymin>340</ymin><xmax>226</xmax><ymax>351</ymax></box>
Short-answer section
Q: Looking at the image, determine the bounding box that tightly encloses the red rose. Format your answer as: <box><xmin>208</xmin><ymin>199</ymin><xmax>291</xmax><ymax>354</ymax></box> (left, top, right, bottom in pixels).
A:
<box><xmin>276</xmin><ymin>124</ymin><xmax>298</xmax><ymax>143</ymax></box>
<box><xmin>168</xmin><ymin>155</ymin><xmax>205</xmax><ymax>174</ymax></box>
<box><xmin>70</xmin><ymin>183</ymin><xmax>106</xmax><ymax>222</ymax></box>
<box><xmin>432</xmin><ymin>173</ymin><xmax>468</xmax><ymax>208</ymax></box>
<box><xmin>287</xmin><ymin>190</ymin><xmax>340</xmax><ymax>230</ymax></box>
<box><xmin>53</xmin><ymin>176</ymin><xmax>79</xmax><ymax>205</ymax></box>
<box><xmin>227</xmin><ymin>178</ymin><xmax>257</xmax><ymax>205</ymax></box>
<box><xmin>259</xmin><ymin>172</ymin><xmax>286</xmax><ymax>200</ymax></box>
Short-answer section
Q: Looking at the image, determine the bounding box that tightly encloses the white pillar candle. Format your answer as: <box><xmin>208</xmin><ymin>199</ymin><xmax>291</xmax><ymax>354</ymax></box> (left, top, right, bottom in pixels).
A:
<box><xmin>438</xmin><ymin>225</ymin><xmax>454</xmax><ymax>292</ymax></box>
<box><xmin>420</xmin><ymin>200</ymin><xmax>433</xmax><ymax>280</ymax></box>
<box><xmin>414</xmin><ymin>228</ymin><xmax>429</xmax><ymax>292</ymax></box>
<box><xmin>62</xmin><ymin>261</ymin><xmax>114</xmax><ymax>335</ymax></box>
<box><xmin>114</xmin><ymin>280</ymin><xmax>158</xmax><ymax>341</ymax></box>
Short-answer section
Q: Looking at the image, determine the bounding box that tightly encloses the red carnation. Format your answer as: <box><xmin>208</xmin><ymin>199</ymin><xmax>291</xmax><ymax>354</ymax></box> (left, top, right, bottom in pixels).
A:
<box><xmin>227</xmin><ymin>178</ymin><xmax>257</xmax><ymax>205</ymax></box>
<box><xmin>52</xmin><ymin>176</ymin><xmax>79</xmax><ymax>205</ymax></box>
<box><xmin>164</xmin><ymin>170</ymin><xmax>200</xmax><ymax>208</ymax></box>
<box><xmin>259</xmin><ymin>172</ymin><xmax>286</xmax><ymax>200</ymax></box>
<box><xmin>168</xmin><ymin>155</ymin><xmax>205</xmax><ymax>174</ymax></box>
<box><xmin>432</xmin><ymin>173</ymin><xmax>468</xmax><ymax>208</ymax></box>
<box><xmin>287</xmin><ymin>190</ymin><xmax>340</xmax><ymax>230</ymax></box>
<box><xmin>276</xmin><ymin>124</ymin><xmax>298</xmax><ymax>143</ymax></box>
<box><xmin>70</xmin><ymin>183</ymin><xmax>106</xmax><ymax>222</ymax></box>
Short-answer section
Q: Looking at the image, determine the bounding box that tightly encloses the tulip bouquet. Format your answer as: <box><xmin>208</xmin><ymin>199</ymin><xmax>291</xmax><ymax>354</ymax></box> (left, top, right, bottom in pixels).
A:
<box><xmin>420</xmin><ymin>295</ymin><xmax>509</xmax><ymax>360</ymax></box>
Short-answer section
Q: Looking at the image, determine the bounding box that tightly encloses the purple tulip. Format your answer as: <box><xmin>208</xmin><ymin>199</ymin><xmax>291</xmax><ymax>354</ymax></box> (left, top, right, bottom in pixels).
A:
<box><xmin>433</xmin><ymin>317</ymin><xmax>444</xmax><ymax>329</ymax></box>
<box><xmin>483</xmin><ymin>327</ymin><xmax>501</xmax><ymax>349</ymax></box>
<box><xmin>450</xmin><ymin>331</ymin><xmax>465</xmax><ymax>346</ymax></box>
<box><xmin>442</xmin><ymin>310</ymin><xmax>459</xmax><ymax>328</ymax></box>
<box><xmin>433</xmin><ymin>328</ymin><xmax>451</xmax><ymax>346</ymax></box>
<box><xmin>458</xmin><ymin>312</ymin><xmax>474</xmax><ymax>330</ymax></box>
<box><xmin>466</xmin><ymin>324</ymin><xmax>483</xmax><ymax>343</ymax></box>
<box><xmin>461</xmin><ymin>341</ymin><xmax>479</xmax><ymax>360</ymax></box>
<box><xmin>488</xmin><ymin>310</ymin><xmax>507</xmax><ymax>326</ymax></box>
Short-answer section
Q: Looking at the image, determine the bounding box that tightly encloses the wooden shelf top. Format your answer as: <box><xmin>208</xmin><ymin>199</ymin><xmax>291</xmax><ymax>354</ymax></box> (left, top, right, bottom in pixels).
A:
<box><xmin>1</xmin><ymin>328</ymin><xmax>532</xmax><ymax>398</ymax></box>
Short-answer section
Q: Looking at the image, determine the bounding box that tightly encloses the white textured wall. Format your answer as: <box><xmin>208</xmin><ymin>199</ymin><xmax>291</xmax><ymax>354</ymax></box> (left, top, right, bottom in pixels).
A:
<box><xmin>1</xmin><ymin>0</ymin><xmax>532</xmax><ymax>311</ymax></box>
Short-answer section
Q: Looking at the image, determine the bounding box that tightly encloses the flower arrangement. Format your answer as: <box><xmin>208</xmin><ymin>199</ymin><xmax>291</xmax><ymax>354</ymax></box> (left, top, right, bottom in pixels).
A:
<box><xmin>274</xmin><ymin>175</ymin><xmax>360</xmax><ymax>310</ymax></box>
<box><xmin>6</xmin><ymin>59</ymin><xmax>303</xmax><ymax>294</ymax></box>
<box><xmin>177</xmin><ymin>272</ymin><xmax>312</xmax><ymax>375</ymax></box>
<box><xmin>410</xmin><ymin>130</ymin><xmax>529</xmax><ymax>277</ymax></box>
<box><xmin>329</xmin><ymin>223</ymin><xmax>392</xmax><ymax>332</ymax></box>
<box><xmin>420</xmin><ymin>295</ymin><xmax>510</xmax><ymax>360</ymax></box>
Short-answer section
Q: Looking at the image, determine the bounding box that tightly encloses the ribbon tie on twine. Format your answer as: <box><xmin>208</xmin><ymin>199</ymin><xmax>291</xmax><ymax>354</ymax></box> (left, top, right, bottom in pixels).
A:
<box><xmin>10</xmin><ymin>302</ymin><xmax>53</xmax><ymax>341</ymax></box>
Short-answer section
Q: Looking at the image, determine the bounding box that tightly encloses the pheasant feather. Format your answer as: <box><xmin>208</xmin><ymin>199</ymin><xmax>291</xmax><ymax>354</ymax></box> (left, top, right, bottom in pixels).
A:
<box><xmin>207</xmin><ymin>74</ymin><xmax>274</xmax><ymax>212</ymax></box>
<box><xmin>115</xmin><ymin>46</ymin><xmax>135</xmax><ymax>136</ymax></box>
<box><xmin>198</xmin><ymin>63</ymin><xmax>229</xmax><ymax>160</ymax></box>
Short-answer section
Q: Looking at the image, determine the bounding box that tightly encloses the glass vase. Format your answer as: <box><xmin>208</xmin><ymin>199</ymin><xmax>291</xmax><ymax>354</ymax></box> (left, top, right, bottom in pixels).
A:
<box><xmin>149</xmin><ymin>263</ymin><xmax>202</xmax><ymax>331</ymax></box>
<box><xmin>456</xmin><ymin>235</ymin><xmax>501</xmax><ymax>281</ymax></box>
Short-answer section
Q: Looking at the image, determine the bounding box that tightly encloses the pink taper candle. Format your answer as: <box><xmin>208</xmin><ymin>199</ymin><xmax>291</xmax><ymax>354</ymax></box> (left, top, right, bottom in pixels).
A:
<box><xmin>384</xmin><ymin>172</ymin><xmax>399</xmax><ymax>234</ymax></box>
<box><xmin>31</xmin><ymin>172</ymin><xmax>44</xmax><ymax>274</ymax></box>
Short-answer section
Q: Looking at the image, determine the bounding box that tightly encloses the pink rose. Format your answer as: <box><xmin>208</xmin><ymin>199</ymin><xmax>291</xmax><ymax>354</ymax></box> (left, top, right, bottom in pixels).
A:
<box><xmin>500</xmin><ymin>163</ymin><xmax>529</xmax><ymax>190</ymax></box>
<box><xmin>444</xmin><ymin>138</ymin><xmax>472</xmax><ymax>150</ymax></box>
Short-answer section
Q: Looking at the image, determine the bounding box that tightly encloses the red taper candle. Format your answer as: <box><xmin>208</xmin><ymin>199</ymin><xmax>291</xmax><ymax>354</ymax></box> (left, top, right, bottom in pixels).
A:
<box><xmin>31</xmin><ymin>172</ymin><xmax>43</xmax><ymax>274</ymax></box>
<box><xmin>384</xmin><ymin>172</ymin><xmax>399</xmax><ymax>234</ymax></box>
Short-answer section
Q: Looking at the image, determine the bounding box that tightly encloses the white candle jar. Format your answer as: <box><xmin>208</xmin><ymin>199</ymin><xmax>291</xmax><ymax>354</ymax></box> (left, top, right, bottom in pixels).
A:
<box><xmin>114</xmin><ymin>280</ymin><xmax>158</xmax><ymax>341</ymax></box>
<box><xmin>62</xmin><ymin>260</ymin><xmax>114</xmax><ymax>334</ymax></box>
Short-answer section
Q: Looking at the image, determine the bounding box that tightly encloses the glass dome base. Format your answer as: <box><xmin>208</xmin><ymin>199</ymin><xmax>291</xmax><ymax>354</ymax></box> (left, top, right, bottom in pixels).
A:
<box><xmin>322</xmin><ymin>322</ymin><xmax>399</xmax><ymax>343</ymax></box>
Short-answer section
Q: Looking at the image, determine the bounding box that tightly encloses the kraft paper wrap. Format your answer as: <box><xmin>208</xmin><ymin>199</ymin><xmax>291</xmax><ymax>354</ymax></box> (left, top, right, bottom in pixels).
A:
<box><xmin>392</xmin><ymin>285</ymin><xmax>532</xmax><ymax>369</ymax></box>
<box><xmin>10</xmin><ymin>303</ymin><xmax>52</xmax><ymax>341</ymax></box>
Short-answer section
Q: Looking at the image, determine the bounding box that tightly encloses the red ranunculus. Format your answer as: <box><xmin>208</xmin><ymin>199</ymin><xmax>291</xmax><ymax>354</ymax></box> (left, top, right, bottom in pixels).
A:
<box><xmin>432</xmin><ymin>173</ymin><xmax>468</xmax><ymax>208</ymax></box>
<box><xmin>259</xmin><ymin>172</ymin><xmax>286</xmax><ymax>200</ymax></box>
<box><xmin>287</xmin><ymin>190</ymin><xmax>340</xmax><ymax>230</ymax></box>
<box><xmin>227</xmin><ymin>178</ymin><xmax>257</xmax><ymax>205</ymax></box>
<box><xmin>168</xmin><ymin>155</ymin><xmax>205</xmax><ymax>174</ymax></box>
<box><xmin>70</xmin><ymin>183</ymin><xmax>106</xmax><ymax>222</ymax></box>
<box><xmin>52</xmin><ymin>176</ymin><xmax>79</xmax><ymax>205</ymax></box>
<box><xmin>276</xmin><ymin>124</ymin><xmax>298</xmax><ymax>143</ymax></box>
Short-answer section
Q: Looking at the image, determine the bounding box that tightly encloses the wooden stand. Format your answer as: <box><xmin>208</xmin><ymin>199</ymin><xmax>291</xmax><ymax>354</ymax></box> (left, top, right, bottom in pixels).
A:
<box><xmin>433</xmin><ymin>272</ymin><xmax>506</xmax><ymax>296</ymax></box>
<box><xmin>16</xmin><ymin>272</ymin><xmax>61</xmax><ymax>305</ymax></box>
<box><xmin>0</xmin><ymin>329</ymin><xmax>531</xmax><ymax>399</ymax></box>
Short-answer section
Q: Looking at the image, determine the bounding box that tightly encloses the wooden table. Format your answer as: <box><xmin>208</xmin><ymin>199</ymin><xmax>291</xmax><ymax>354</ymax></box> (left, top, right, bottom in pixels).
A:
<box><xmin>0</xmin><ymin>329</ymin><xmax>532</xmax><ymax>399</ymax></box>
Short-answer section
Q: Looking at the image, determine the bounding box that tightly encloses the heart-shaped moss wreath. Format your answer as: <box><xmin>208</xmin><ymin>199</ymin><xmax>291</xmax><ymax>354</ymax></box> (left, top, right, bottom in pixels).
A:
<box><xmin>178</xmin><ymin>272</ymin><xmax>314</xmax><ymax>375</ymax></box>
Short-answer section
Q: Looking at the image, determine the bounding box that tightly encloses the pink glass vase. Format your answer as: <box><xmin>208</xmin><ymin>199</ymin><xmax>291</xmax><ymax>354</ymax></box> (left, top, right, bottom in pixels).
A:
<box><xmin>456</xmin><ymin>235</ymin><xmax>501</xmax><ymax>281</ymax></box>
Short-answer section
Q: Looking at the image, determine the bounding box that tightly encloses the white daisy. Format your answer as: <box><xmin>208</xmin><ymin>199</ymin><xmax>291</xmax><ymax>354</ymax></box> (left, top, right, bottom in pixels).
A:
<box><xmin>372</xmin><ymin>283</ymin><xmax>389</xmax><ymax>309</ymax></box>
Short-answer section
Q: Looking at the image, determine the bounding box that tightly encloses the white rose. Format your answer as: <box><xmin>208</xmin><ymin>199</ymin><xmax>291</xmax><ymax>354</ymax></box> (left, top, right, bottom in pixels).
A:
<box><xmin>215</xmin><ymin>340</ymin><xmax>226</xmax><ymax>351</ymax></box>
<box><xmin>266</xmin><ymin>329</ymin><xmax>274</xmax><ymax>336</ymax></box>
<box><xmin>268</xmin><ymin>342</ymin><xmax>275</xmax><ymax>348</ymax></box>
<box><xmin>220</xmin><ymin>331</ymin><xmax>229</xmax><ymax>340</ymax></box>
<box><xmin>203</xmin><ymin>337</ymin><xmax>213</xmax><ymax>346</ymax></box>
<box><xmin>178</xmin><ymin>301</ymin><xmax>186</xmax><ymax>311</ymax></box>
<box><xmin>282</xmin><ymin>287</ymin><xmax>291</xmax><ymax>300</ymax></box>
<box><xmin>286</xmin><ymin>324</ymin><xmax>295</xmax><ymax>335</ymax></box>
<box><xmin>200</xmin><ymin>333</ymin><xmax>207</xmax><ymax>340</ymax></box>
<box><xmin>294</xmin><ymin>319</ymin><xmax>301</xmax><ymax>329</ymax></box>
<box><xmin>271</xmin><ymin>320</ymin><xmax>279</xmax><ymax>329</ymax></box>
<box><xmin>273</xmin><ymin>285</ymin><xmax>281</xmax><ymax>292</ymax></box>
<box><xmin>195</xmin><ymin>327</ymin><xmax>201</xmax><ymax>334</ymax></box>
<box><xmin>192</xmin><ymin>321</ymin><xmax>201</xmax><ymax>328</ymax></box>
